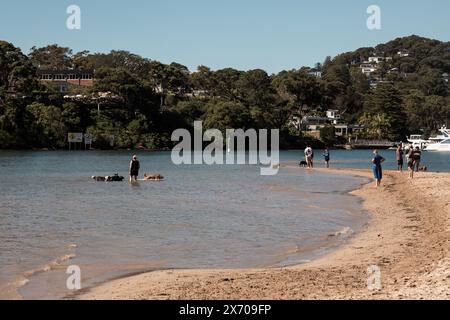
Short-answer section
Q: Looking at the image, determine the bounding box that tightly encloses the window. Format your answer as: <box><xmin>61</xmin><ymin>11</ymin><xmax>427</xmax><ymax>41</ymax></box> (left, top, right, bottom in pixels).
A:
<box><xmin>81</xmin><ymin>74</ymin><xmax>92</xmax><ymax>80</ymax></box>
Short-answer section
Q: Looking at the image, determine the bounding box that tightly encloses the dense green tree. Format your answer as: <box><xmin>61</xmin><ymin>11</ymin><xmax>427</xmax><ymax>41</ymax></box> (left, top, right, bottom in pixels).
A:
<box><xmin>419</xmin><ymin>70</ymin><xmax>448</xmax><ymax>96</ymax></box>
<box><xmin>0</xmin><ymin>41</ymin><xmax>38</xmax><ymax>95</ymax></box>
<box><xmin>358</xmin><ymin>113</ymin><xmax>392</xmax><ymax>140</ymax></box>
<box><xmin>29</xmin><ymin>45</ymin><xmax>73</xmax><ymax>69</ymax></box>
<box><xmin>320</xmin><ymin>125</ymin><xmax>337</xmax><ymax>146</ymax></box>
<box><xmin>272</xmin><ymin>69</ymin><xmax>325</xmax><ymax>116</ymax></box>
<box><xmin>25</xmin><ymin>103</ymin><xmax>67</xmax><ymax>147</ymax></box>
<box><xmin>203</xmin><ymin>101</ymin><xmax>252</xmax><ymax>131</ymax></box>
<box><xmin>364</xmin><ymin>83</ymin><xmax>407</xmax><ymax>140</ymax></box>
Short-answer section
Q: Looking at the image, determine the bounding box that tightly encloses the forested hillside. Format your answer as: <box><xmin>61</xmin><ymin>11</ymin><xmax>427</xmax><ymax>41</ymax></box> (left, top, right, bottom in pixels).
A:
<box><xmin>0</xmin><ymin>35</ymin><xmax>449</xmax><ymax>149</ymax></box>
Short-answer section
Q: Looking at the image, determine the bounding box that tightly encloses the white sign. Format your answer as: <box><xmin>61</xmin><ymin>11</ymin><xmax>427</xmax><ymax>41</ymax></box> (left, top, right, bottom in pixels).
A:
<box><xmin>84</xmin><ymin>134</ymin><xmax>92</xmax><ymax>145</ymax></box>
<box><xmin>68</xmin><ymin>133</ymin><xmax>83</xmax><ymax>143</ymax></box>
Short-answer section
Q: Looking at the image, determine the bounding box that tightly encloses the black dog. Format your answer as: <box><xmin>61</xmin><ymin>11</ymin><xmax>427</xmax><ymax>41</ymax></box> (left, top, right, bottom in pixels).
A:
<box><xmin>107</xmin><ymin>174</ymin><xmax>125</xmax><ymax>182</ymax></box>
<box><xmin>299</xmin><ymin>161</ymin><xmax>308</xmax><ymax>167</ymax></box>
<box><xmin>92</xmin><ymin>174</ymin><xmax>125</xmax><ymax>182</ymax></box>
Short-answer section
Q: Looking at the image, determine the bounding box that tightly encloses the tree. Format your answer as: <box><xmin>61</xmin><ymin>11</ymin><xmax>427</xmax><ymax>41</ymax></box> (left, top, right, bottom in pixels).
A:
<box><xmin>0</xmin><ymin>41</ymin><xmax>38</xmax><ymax>95</ymax></box>
<box><xmin>320</xmin><ymin>125</ymin><xmax>337</xmax><ymax>146</ymax></box>
<box><xmin>26</xmin><ymin>103</ymin><xmax>67</xmax><ymax>147</ymax></box>
<box><xmin>93</xmin><ymin>67</ymin><xmax>146</xmax><ymax>119</ymax></box>
<box><xmin>235</xmin><ymin>69</ymin><xmax>275</xmax><ymax>109</ymax></box>
<box><xmin>210</xmin><ymin>68</ymin><xmax>242</xmax><ymax>100</ymax></box>
<box><xmin>190</xmin><ymin>65</ymin><xmax>214</xmax><ymax>94</ymax></box>
<box><xmin>29</xmin><ymin>45</ymin><xmax>73</xmax><ymax>69</ymax></box>
<box><xmin>364</xmin><ymin>83</ymin><xmax>407</xmax><ymax>140</ymax></box>
<box><xmin>358</xmin><ymin>113</ymin><xmax>392</xmax><ymax>140</ymax></box>
<box><xmin>419</xmin><ymin>70</ymin><xmax>448</xmax><ymax>97</ymax></box>
<box><xmin>272</xmin><ymin>69</ymin><xmax>325</xmax><ymax>116</ymax></box>
<box><xmin>203</xmin><ymin>101</ymin><xmax>252</xmax><ymax>131</ymax></box>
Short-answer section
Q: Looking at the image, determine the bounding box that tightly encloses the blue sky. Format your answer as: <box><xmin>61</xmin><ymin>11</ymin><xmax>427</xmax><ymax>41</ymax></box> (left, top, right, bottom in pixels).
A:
<box><xmin>0</xmin><ymin>0</ymin><xmax>449</xmax><ymax>73</ymax></box>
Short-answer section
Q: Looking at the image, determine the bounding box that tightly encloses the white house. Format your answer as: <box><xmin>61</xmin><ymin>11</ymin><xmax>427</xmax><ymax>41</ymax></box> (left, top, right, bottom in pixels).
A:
<box><xmin>300</xmin><ymin>116</ymin><xmax>331</xmax><ymax>131</ymax></box>
<box><xmin>360</xmin><ymin>63</ymin><xmax>377</xmax><ymax>76</ymax></box>
<box><xmin>308</xmin><ymin>71</ymin><xmax>322</xmax><ymax>78</ymax></box>
<box><xmin>326</xmin><ymin>110</ymin><xmax>341</xmax><ymax>124</ymax></box>
<box><xmin>367</xmin><ymin>56</ymin><xmax>393</xmax><ymax>64</ymax></box>
<box><xmin>397</xmin><ymin>50</ymin><xmax>410</xmax><ymax>57</ymax></box>
<box><xmin>334</xmin><ymin>124</ymin><xmax>366</xmax><ymax>137</ymax></box>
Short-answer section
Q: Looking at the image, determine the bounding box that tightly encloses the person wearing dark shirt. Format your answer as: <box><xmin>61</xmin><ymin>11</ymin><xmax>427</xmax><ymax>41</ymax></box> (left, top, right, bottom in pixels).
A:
<box><xmin>323</xmin><ymin>147</ymin><xmax>331</xmax><ymax>168</ymax></box>
<box><xmin>396</xmin><ymin>145</ymin><xmax>404</xmax><ymax>172</ymax></box>
<box><xmin>129</xmin><ymin>155</ymin><xmax>140</xmax><ymax>182</ymax></box>
<box><xmin>412</xmin><ymin>147</ymin><xmax>422</xmax><ymax>173</ymax></box>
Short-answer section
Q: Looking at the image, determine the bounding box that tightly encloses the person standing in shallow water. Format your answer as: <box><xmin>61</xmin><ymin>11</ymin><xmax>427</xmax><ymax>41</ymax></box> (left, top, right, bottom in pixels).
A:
<box><xmin>304</xmin><ymin>145</ymin><xmax>314</xmax><ymax>169</ymax></box>
<box><xmin>372</xmin><ymin>150</ymin><xmax>386</xmax><ymax>188</ymax></box>
<box><xmin>129</xmin><ymin>155</ymin><xmax>140</xmax><ymax>182</ymax></box>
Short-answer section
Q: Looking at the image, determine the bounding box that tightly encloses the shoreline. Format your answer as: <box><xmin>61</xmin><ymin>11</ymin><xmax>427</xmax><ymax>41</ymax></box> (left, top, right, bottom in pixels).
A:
<box><xmin>78</xmin><ymin>168</ymin><xmax>450</xmax><ymax>300</ymax></box>
<box><xmin>74</xmin><ymin>169</ymin><xmax>450</xmax><ymax>300</ymax></box>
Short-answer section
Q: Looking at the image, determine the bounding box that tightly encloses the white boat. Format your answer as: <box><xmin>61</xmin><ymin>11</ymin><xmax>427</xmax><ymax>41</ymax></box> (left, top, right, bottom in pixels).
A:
<box><xmin>407</xmin><ymin>134</ymin><xmax>429</xmax><ymax>150</ymax></box>
<box><xmin>425</xmin><ymin>138</ymin><xmax>450</xmax><ymax>151</ymax></box>
<box><xmin>428</xmin><ymin>126</ymin><xmax>449</xmax><ymax>143</ymax></box>
<box><xmin>424</xmin><ymin>127</ymin><xmax>450</xmax><ymax>152</ymax></box>
<box><xmin>407</xmin><ymin>127</ymin><xmax>449</xmax><ymax>150</ymax></box>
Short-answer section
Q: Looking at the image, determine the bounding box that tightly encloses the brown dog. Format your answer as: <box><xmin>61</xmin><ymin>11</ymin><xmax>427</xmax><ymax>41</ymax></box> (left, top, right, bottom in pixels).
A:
<box><xmin>143</xmin><ymin>173</ymin><xmax>165</xmax><ymax>181</ymax></box>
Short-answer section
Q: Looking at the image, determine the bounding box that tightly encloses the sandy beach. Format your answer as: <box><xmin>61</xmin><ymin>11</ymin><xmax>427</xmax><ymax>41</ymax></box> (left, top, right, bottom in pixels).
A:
<box><xmin>79</xmin><ymin>168</ymin><xmax>450</xmax><ymax>300</ymax></box>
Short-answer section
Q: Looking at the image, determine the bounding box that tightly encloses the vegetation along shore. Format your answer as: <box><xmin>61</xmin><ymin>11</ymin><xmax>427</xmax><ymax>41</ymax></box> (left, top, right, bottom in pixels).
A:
<box><xmin>1</xmin><ymin>35</ymin><xmax>449</xmax><ymax>151</ymax></box>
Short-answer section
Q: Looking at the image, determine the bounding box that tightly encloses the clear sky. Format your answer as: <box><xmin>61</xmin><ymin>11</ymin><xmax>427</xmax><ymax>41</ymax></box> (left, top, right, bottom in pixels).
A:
<box><xmin>1</xmin><ymin>0</ymin><xmax>449</xmax><ymax>73</ymax></box>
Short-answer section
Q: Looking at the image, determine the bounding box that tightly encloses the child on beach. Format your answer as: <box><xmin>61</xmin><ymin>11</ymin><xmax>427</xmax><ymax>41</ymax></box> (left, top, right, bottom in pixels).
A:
<box><xmin>372</xmin><ymin>150</ymin><xmax>386</xmax><ymax>188</ymax></box>
<box><xmin>323</xmin><ymin>147</ymin><xmax>330</xmax><ymax>168</ymax></box>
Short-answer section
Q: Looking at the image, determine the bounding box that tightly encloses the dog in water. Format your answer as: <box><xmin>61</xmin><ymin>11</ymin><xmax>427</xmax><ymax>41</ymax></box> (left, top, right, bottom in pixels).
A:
<box><xmin>299</xmin><ymin>161</ymin><xmax>308</xmax><ymax>167</ymax></box>
<box><xmin>91</xmin><ymin>174</ymin><xmax>125</xmax><ymax>182</ymax></box>
<box><xmin>143</xmin><ymin>173</ymin><xmax>165</xmax><ymax>181</ymax></box>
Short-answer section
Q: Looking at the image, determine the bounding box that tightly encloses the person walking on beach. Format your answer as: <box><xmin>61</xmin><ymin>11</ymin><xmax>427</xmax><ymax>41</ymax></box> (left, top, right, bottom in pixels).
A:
<box><xmin>412</xmin><ymin>147</ymin><xmax>422</xmax><ymax>173</ymax></box>
<box><xmin>407</xmin><ymin>147</ymin><xmax>415</xmax><ymax>178</ymax></box>
<box><xmin>396</xmin><ymin>145</ymin><xmax>404</xmax><ymax>172</ymax></box>
<box><xmin>323</xmin><ymin>147</ymin><xmax>331</xmax><ymax>168</ymax></box>
<box><xmin>304</xmin><ymin>145</ymin><xmax>314</xmax><ymax>169</ymax></box>
<box><xmin>129</xmin><ymin>155</ymin><xmax>140</xmax><ymax>182</ymax></box>
<box><xmin>372</xmin><ymin>150</ymin><xmax>385</xmax><ymax>188</ymax></box>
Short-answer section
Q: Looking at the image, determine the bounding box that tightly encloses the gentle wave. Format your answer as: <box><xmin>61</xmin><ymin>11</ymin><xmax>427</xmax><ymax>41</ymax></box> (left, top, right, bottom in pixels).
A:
<box><xmin>5</xmin><ymin>244</ymin><xmax>77</xmax><ymax>299</ymax></box>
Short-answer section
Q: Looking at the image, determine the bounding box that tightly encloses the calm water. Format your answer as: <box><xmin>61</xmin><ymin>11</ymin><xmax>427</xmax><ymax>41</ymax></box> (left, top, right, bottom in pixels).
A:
<box><xmin>0</xmin><ymin>150</ymin><xmax>447</xmax><ymax>299</ymax></box>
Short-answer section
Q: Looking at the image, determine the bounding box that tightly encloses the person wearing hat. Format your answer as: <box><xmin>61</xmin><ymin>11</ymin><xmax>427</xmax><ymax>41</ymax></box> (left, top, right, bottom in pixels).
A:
<box><xmin>129</xmin><ymin>155</ymin><xmax>140</xmax><ymax>182</ymax></box>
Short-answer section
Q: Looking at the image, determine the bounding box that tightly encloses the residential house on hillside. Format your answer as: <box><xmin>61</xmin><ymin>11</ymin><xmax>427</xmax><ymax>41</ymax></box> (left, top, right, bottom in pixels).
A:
<box><xmin>326</xmin><ymin>110</ymin><xmax>341</xmax><ymax>125</ymax></box>
<box><xmin>308</xmin><ymin>70</ymin><xmax>322</xmax><ymax>78</ymax></box>
<box><xmin>37</xmin><ymin>69</ymin><xmax>94</xmax><ymax>93</ymax></box>
<box><xmin>334</xmin><ymin>124</ymin><xmax>365</xmax><ymax>137</ymax></box>
<box><xmin>368</xmin><ymin>56</ymin><xmax>392</xmax><ymax>64</ymax></box>
<box><xmin>360</xmin><ymin>63</ymin><xmax>377</xmax><ymax>76</ymax></box>
<box><xmin>397</xmin><ymin>50</ymin><xmax>410</xmax><ymax>57</ymax></box>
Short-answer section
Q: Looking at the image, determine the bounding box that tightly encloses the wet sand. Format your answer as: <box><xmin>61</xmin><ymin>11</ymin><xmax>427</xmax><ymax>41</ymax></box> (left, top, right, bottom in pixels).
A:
<box><xmin>79</xmin><ymin>168</ymin><xmax>450</xmax><ymax>300</ymax></box>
